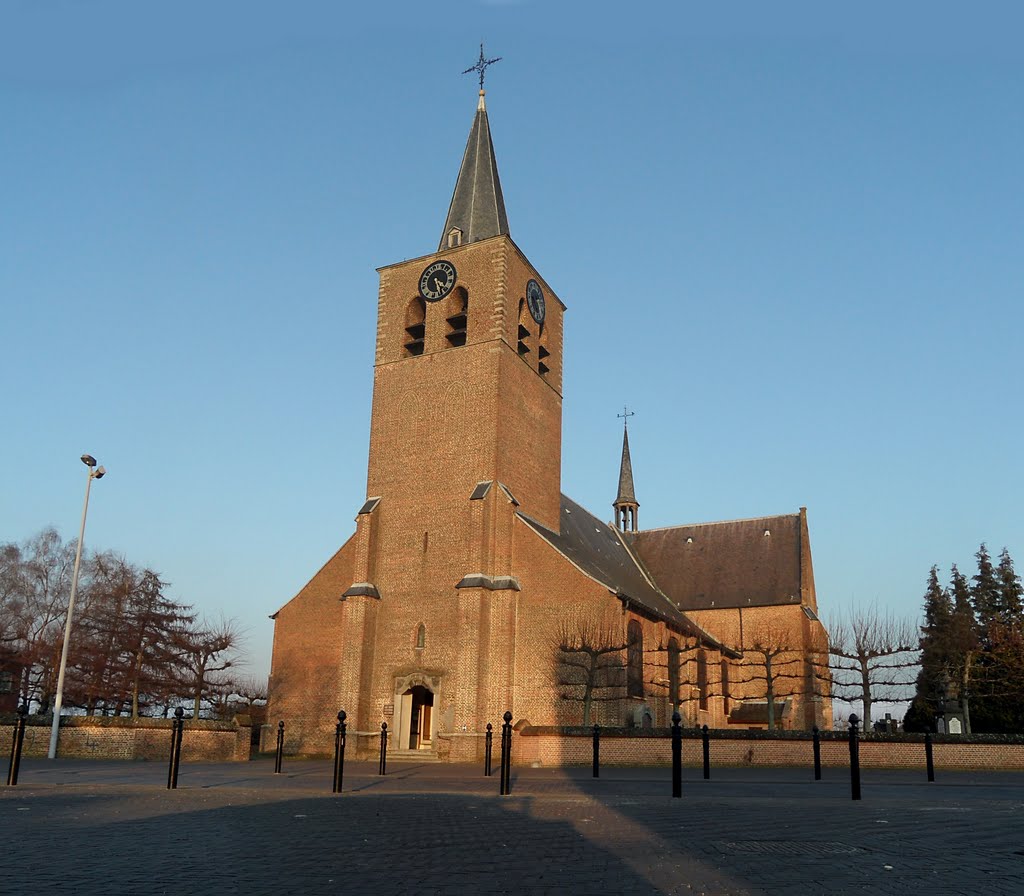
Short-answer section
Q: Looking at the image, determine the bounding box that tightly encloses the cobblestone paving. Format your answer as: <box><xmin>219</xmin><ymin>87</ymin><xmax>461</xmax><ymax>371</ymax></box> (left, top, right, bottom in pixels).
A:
<box><xmin>3</xmin><ymin>758</ymin><xmax>1023</xmax><ymax>895</ymax></box>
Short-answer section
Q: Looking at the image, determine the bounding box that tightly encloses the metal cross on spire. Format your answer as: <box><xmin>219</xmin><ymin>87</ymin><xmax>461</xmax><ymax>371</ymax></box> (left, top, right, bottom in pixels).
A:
<box><xmin>618</xmin><ymin>406</ymin><xmax>635</xmax><ymax>428</ymax></box>
<box><xmin>463</xmin><ymin>43</ymin><xmax>502</xmax><ymax>91</ymax></box>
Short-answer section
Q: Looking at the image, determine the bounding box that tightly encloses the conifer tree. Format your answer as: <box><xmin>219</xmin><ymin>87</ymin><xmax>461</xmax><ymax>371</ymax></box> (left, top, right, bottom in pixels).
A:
<box><xmin>972</xmin><ymin>544</ymin><xmax>1001</xmax><ymax>641</ymax></box>
<box><xmin>948</xmin><ymin>564</ymin><xmax>980</xmax><ymax>733</ymax></box>
<box><xmin>972</xmin><ymin>547</ymin><xmax>1024</xmax><ymax>732</ymax></box>
<box><xmin>905</xmin><ymin>567</ymin><xmax>954</xmax><ymax>731</ymax></box>
<box><xmin>995</xmin><ymin>548</ymin><xmax>1024</xmax><ymax>622</ymax></box>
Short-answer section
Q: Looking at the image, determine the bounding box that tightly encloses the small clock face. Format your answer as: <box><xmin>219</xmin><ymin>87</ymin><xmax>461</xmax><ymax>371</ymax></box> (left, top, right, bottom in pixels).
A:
<box><xmin>526</xmin><ymin>279</ymin><xmax>546</xmax><ymax>325</ymax></box>
<box><xmin>419</xmin><ymin>260</ymin><xmax>457</xmax><ymax>302</ymax></box>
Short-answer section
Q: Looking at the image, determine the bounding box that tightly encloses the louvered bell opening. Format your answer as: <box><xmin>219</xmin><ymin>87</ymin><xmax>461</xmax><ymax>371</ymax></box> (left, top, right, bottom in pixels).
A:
<box><xmin>517</xmin><ymin>324</ymin><xmax>531</xmax><ymax>357</ymax></box>
<box><xmin>404</xmin><ymin>322</ymin><xmax>425</xmax><ymax>357</ymax></box>
<box><xmin>446</xmin><ymin>313</ymin><xmax>467</xmax><ymax>347</ymax></box>
<box><xmin>537</xmin><ymin>343</ymin><xmax>549</xmax><ymax>375</ymax></box>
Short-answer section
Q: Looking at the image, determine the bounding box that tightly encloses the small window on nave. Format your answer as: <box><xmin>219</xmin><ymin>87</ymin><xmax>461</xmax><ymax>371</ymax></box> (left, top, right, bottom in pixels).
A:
<box><xmin>445</xmin><ymin>286</ymin><xmax>468</xmax><ymax>348</ymax></box>
<box><xmin>415</xmin><ymin>623</ymin><xmax>426</xmax><ymax>650</ymax></box>
<box><xmin>404</xmin><ymin>297</ymin><xmax>426</xmax><ymax>357</ymax></box>
<box><xmin>720</xmin><ymin>659</ymin><xmax>731</xmax><ymax>714</ymax></box>
<box><xmin>627</xmin><ymin>620</ymin><xmax>644</xmax><ymax>699</ymax></box>
<box><xmin>697</xmin><ymin>649</ymin><xmax>709</xmax><ymax>710</ymax></box>
<box><xmin>667</xmin><ymin>638</ymin><xmax>680</xmax><ymax>707</ymax></box>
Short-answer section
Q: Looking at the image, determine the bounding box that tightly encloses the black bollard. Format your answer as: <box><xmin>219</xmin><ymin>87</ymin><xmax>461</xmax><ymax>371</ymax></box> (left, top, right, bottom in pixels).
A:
<box><xmin>671</xmin><ymin>710</ymin><xmax>682</xmax><ymax>798</ymax></box>
<box><xmin>499</xmin><ymin>710</ymin><xmax>513</xmax><ymax>796</ymax></box>
<box><xmin>848</xmin><ymin>713</ymin><xmax>861</xmax><ymax>801</ymax></box>
<box><xmin>274</xmin><ymin>720</ymin><xmax>285</xmax><ymax>774</ymax></box>
<box><xmin>484</xmin><ymin>723</ymin><xmax>493</xmax><ymax>777</ymax></box>
<box><xmin>592</xmin><ymin>724</ymin><xmax>600</xmax><ymax>778</ymax></box>
<box><xmin>378</xmin><ymin>722</ymin><xmax>388</xmax><ymax>776</ymax></box>
<box><xmin>167</xmin><ymin>708</ymin><xmax>184</xmax><ymax>790</ymax></box>
<box><xmin>702</xmin><ymin>724</ymin><xmax>710</xmax><ymax>780</ymax></box>
<box><xmin>812</xmin><ymin>726</ymin><xmax>822</xmax><ymax>781</ymax></box>
<box><xmin>332</xmin><ymin>710</ymin><xmax>347</xmax><ymax>793</ymax></box>
<box><xmin>7</xmin><ymin>704</ymin><xmax>29</xmax><ymax>786</ymax></box>
<box><xmin>925</xmin><ymin>732</ymin><xmax>935</xmax><ymax>782</ymax></box>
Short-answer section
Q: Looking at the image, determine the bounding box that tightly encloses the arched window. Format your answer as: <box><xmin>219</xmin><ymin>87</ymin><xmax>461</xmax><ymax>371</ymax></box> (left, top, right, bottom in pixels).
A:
<box><xmin>667</xmin><ymin>638</ymin><xmax>680</xmax><ymax>707</ymax></box>
<box><xmin>697</xmin><ymin>649</ymin><xmax>709</xmax><ymax>711</ymax></box>
<box><xmin>403</xmin><ymin>297</ymin><xmax>426</xmax><ymax>357</ymax></box>
<box><xmin>415</xmin><ymin>623</ymin><xmax>425</xmax><ymax>649</ymax></box>
<box><xmin>720</xmin><ymin>659</ymin><xmax>731</xmax><ymax>714</ymax></box>
<box><xmin>627</xmin><ymin>620</ymin><xmax>644</xmax><ymax>698</ymax></box>
<box><xmin>445</xmin><ymin>286</ymin><xmax>468</xmax><ymax>347</ymax></box>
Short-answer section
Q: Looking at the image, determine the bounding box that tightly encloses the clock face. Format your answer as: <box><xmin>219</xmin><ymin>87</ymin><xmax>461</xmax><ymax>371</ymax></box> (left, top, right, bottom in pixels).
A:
<box><xmin>526</xmin><ymin>279</ymin><xmax>546</xmax><ymax>325</ymax></box>
<box><xmin>419</xmin><ymin>260</ymin><xmax>457</xmax><ymax>302</ymax></box>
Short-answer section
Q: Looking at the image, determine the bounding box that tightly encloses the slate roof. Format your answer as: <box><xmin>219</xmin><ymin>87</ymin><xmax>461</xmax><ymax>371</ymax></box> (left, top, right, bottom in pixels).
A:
<box><xmin>518</xmin><ymin>494</ymin><xmax>734</xmax><ymax>653</ymax></box>
<box><xmin>615</xmin><ymin>426</ymin><xmax>637</xmax><ymax>505</ymax></box>
<box><xmin>628</xmin><ymin>514</ymin><xmax>805</xmax><ymax>611</ymax></box>
<box><xmin>439</xmin><ymin>92</ymin><xmax>509</xmax><ymax>250</ymax></box>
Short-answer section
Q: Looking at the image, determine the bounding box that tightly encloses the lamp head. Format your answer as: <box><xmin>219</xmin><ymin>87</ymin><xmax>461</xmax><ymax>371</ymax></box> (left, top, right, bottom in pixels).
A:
<box><xmin>93</xmin><ymin>466</ymin><xmax>106</xmax><ymax>480</ymax></box>
<box><xmin>81</xmin><ymin>454</ymin><xmax>97</xmax><ymax>467</ymax></box>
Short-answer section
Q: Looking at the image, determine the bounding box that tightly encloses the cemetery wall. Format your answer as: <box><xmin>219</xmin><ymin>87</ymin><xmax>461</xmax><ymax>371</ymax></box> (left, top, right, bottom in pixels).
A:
<box><xmin>515</xmin><ymin>726</ymin><xmax>1024</xmax><ymax>771</ymax></box>
<box><xmin>6</xmin><ymin>715</ymin><xmax>252</xmax><ymax>762</ymax></box>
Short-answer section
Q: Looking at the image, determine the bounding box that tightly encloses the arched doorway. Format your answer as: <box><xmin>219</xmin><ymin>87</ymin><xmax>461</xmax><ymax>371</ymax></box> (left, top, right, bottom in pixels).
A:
<box><xmin>393</xmin><ymin>672</ymin><xmax>441</xmax><ymax>753</ymax></box>
<box><xmin>401</xmin><ymin>684</ymin><xmax>434</xmax><ymax>750</ymax></box>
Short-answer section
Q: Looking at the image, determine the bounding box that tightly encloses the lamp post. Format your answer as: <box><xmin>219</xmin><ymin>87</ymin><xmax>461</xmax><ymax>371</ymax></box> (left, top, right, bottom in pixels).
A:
<box><xmin>47</xmin><ymin>454</ymin><xmax>106</xmax><ymax>760</ymax></box>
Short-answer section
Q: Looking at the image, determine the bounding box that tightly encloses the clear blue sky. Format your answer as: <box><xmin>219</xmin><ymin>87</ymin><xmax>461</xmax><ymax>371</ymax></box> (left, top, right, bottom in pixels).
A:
<box><xmin>3</xmin><ymin>2</ymin><xmax>1021</xmax><ymax>685</ymax></box>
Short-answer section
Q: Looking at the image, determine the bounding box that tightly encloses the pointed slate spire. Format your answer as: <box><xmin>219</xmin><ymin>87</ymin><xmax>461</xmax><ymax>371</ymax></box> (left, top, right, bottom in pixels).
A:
<box><xmin>616</xmin><ymin>425</ymin><xmax>637</xmax><ymax>505</ymax></box>
<box><xmin>614</xmin><ymin>411</ymin><xmax>639</xmax><ymax>532</ymax></box>
<box><xmin>439</xmin><ymin>90</ymin><xmax>510</xmax><ymax>251</ymax></box>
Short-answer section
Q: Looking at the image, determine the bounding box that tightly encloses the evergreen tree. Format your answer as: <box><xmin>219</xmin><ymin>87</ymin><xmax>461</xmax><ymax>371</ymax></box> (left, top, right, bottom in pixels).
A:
<box><xmin>907</xmin><ymin>549</ymin><xmax>1024</xmax><ymax>734</ymax></box>
<box><xmin>905</xmin><ymin>567</ymin><xmax>954</xmax><ymax>732</ymax></box>
<box><xmin>995</xmin><ymin>548</ymin><xmax>1024</xmax><ymax>622</ymax></box>
<box><xmin>971</xmin><ymin>544</ymin><xmax>1001</xmax><ymax>641</ymax></box>
<box><xmin>948</xmin><ymin>564</ymin><xmax>980</xmax><ymax>733</ymax></box>
<box><xmin>972</xmin><ymin>547</ymin><xmax>1024</xmax><ymax>732</ymax></box>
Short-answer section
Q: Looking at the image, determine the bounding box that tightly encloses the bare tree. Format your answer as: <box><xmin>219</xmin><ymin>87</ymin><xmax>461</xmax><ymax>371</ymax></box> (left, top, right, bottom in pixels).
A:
<box><xmin>0</xmin><ymin>529</ymin><xmax>77</xmax><ymax>710</ymax></box>
<box><xmin>736</xmin><ymin>621</ymin><xmax>808</xmax><ymax>731</ymax></box>
<box><xmin>178</xmin><ymin>615</ymin><xmax>246</xmax><ymax>717</ymax></box>
<box><xmin>828</xmin><ymin>604</ymin><xmax>919</xmax><ymax>729</ymax></box>
<box><xmin>552</xmin><ymin>612</ymin><xmax>626</xmax><ymax>726</ymax></box>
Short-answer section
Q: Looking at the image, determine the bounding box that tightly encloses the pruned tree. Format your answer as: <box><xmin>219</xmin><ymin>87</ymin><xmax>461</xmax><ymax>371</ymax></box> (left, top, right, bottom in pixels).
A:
<box><xmin>828</xmin><ymin>603</ymin><xmax>919</xmax><ymax>729</ymax></box>
<box><xmin>552</xmin><ymin>612</ymin><xmax>626</xmax><ymax>726</ymax></box>
<box><xmin>646</xmin><ymin>634</ymin><xmax>722</xmax><ymax>724</ymax></box>
<box><xmin>735</xmin><ymin>621</ymin><xmax>808</xmax><ymax>731</ymax></box>
<box><xmin>177</xmin><ymin>615</ymin><xmax>246</xmax><ymax>718</ymax></box>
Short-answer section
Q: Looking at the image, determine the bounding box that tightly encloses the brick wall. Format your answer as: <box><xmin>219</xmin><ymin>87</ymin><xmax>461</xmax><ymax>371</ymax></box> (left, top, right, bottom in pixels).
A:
<box><xmin>7</xmin><ymin>716</ymin><xmax>252</xmax><ymax>762</ymax></box>
<box><xmin>514</xmin><ymin>727</ymin><xmax>1024</xmax><ymax>771</ymax></box>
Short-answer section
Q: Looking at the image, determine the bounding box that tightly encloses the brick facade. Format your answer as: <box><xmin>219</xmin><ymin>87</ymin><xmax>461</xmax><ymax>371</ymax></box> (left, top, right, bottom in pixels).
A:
<box><xmin>265</xmin><ymin>98</ymin><xmax>832</xmax><ymax>760</ymax></box>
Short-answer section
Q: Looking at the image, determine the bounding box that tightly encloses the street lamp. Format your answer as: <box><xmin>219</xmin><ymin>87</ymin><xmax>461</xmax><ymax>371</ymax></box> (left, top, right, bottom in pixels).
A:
<box><xmin>47</xmin><ymin>454</ymin><xmax>106</xmax><ymax>759</ymax></box>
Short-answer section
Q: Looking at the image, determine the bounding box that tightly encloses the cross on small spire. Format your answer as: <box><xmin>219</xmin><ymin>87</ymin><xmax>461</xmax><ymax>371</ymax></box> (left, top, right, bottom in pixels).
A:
<box><xmin>463</xmin><ymin>43</ymin><xmax>502</xmax><ymax>91</ymax></box>
<box><xmin>618</xmin><ymin>406</ymin><xmax>635</xmax><ymax>428</ymax></box>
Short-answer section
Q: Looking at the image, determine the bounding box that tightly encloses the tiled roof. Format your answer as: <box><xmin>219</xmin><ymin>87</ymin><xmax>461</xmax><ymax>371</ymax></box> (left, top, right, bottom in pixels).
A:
<box><xmin>518</xmin><ymin>495</ymin><xmax>732</xmax><ymax>652</ymax></box>
<box><xmin>629</xmin><ymin>514</ymin><xmax>804</xmax><ymax>610</ymax></box>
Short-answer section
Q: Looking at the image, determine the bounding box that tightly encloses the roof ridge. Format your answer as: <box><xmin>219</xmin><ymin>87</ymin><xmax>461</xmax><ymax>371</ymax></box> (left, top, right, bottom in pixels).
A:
<box><xmin>637</xmin><ymin>512</ymin><xmax>801</xmax><ymax>533</ymax></box>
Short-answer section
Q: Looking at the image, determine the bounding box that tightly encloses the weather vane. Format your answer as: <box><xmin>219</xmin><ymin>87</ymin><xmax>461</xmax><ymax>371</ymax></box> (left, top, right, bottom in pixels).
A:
<box><xmin>463</xmin><ymin>43</ymin><xmax>502</xmax><ymax>91</ymax></box>
<box><xmin>618</xmin><ymin>406</ymin><xmax>635</xmax><ymax>428</ymax></box>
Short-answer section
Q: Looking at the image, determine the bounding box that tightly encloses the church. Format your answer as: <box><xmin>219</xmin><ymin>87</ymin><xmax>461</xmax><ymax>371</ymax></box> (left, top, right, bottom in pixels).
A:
<box><xmin>266</xmin><ymin>72</ymin><xmax>832</xmax><ymax>760</ymax></box>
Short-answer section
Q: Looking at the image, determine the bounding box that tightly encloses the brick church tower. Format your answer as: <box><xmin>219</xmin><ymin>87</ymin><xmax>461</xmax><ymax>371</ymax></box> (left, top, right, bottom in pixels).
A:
<box><xmin>267</xmin><ymin>77</ymin><xmax>831</xmax><ymax>758</ymax></box>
